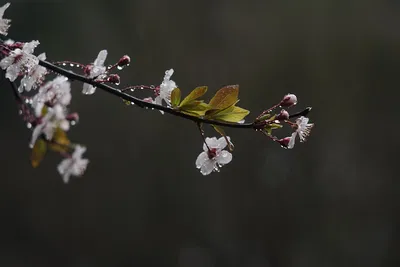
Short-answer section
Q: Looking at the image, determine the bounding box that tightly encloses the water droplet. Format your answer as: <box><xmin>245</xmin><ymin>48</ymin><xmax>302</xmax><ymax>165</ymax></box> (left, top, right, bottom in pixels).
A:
<box><xmin>71</xmin><ymin>121</ymin><xmax>76</xmax><ymax>126</ymax></box>
<box><xmin>115</xmin><ymin>82</ymin><xmax>120</xmax><ymax>86</ymax></box>
<box><xmin>131</xmin><ymin>102</ymin><xmax>135</xmax><ymax>105</ymax></box>
<box><xmin>130</xmin><ymin>89</ymin><xmax>135</xmax><ymax>92</ymax></box>
<box><xmin>26</xmin><ymin>122</ymin><xmax>32</xmax><ymax>129</ymax></box>
<box><xmin>117</xmin><ymin>65</ymin><xmax>123</xmax><ymax>70</ymax></box>
<box><xmin>25</xmin><ymin>99</ymin><xmax>29</xmax><ymax>104</ymax></box>
<box><xmin>62</xmin><ymin>63</ymin><xmax>66</xmax><ymax>66</ymax></box>
<box><xmin>140</xmin><ymin>86</ymin><xmax>144</xmax><ymax>89</ymax></box>
<box><xmin>18</xmin><ymin>110</ymin><xmax>22</xmax><ymax>115</ymax></box>
<box><xmin>70</xmin><ymin>63</ymin><xmax>74</xmax><ymax>67</ymax></box>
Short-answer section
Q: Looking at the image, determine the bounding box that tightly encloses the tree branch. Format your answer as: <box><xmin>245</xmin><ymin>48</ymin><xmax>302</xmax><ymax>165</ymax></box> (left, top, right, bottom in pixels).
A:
<box><xmin>38</xmin><ymin>60</ymin><xmax>256</xmax><ymax>129</ymax></box>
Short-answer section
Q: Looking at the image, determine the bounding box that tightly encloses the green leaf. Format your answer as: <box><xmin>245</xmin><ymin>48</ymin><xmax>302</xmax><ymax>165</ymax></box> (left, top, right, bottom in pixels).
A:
<box><xmin>209</xmin><ymin>85</ymin><xmax>239</xmax><ymax>110</ymax></box>
<box><xmin>179</xmin><ymin>86</ymin><xmax>208</xmax><ymax>107</ymax></box>
<box><xmin>49</xmin><ymin>128</ymin><xmax>71</xmax><ymax>153</ymax></box>
<box><xmin>180</xmin><ymin>101</ymin><xmax>212</xmax><ymax>116</ymax></box>
<box><xmin>31</xmin><ymin>139</ymin><xmax>47</xmax><ymax>168</ymax></box>
<box><xmin>170</xmin><ymin>87</ymin><xmax>181</xmax><ymax>108</ymax></box>
<box><xmin>264</xmin><ymin>123</ymin><xmax>283</xmax><ymax>135</ymax></box>
<box><xmin>211</xmin><ymin>105</ymin><xmax>250</xmax><ymax>123</ymax></box>
<box><xmin>211</xmin><ymin>124</ymin><xmax>234</xmax><ymax>151</ymax></box>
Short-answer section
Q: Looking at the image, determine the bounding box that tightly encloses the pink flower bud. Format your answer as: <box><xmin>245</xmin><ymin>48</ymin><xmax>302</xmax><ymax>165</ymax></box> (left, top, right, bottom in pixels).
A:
<box><xmin>117</xmin><ymin>55</ymin><xmax>131</xmax><ymax>68</ymax></box>
<box><xmin>280</xmin><ymin>94</ymin><xmax>297</xmax><ymax>107</ymax></box>
<box><xmin>276</xmin><ymin>137</ymin><xmax>291</xmax><ymax>148</ymax></box>
<box><xmin>66</xmin><ymin>112</ymin><xmax>79</xmax><ymax>122</ymax></box>
<box><xmin>276</xmin><ymin>109</ymin><xmax>289</xmax><ymax>121</ymax></box>
<box><xmin>107</xmin><ymin>74</ymin><xmax>120</xmax><ymax>84</ymax></box>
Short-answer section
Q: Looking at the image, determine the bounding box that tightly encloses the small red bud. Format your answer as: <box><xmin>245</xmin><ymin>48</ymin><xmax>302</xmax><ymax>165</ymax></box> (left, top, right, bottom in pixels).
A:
<box><xmin>276</xmin><ymin>109</ymin><xmax>289</xmax><ymax>121</ymax></box>
<box><xmin>276</xmin><ymin>137</ymin><xmax>291</xmax><ymax>148</ymax></box>
<box><xmin>280</xmin><ymin>94</ymin><xmax>297</xmax><ymax>107</ymax></box>
<box><xmin>66</xmin><ymin>112</ymin><xmax>79</xmax><ymax>122</ymax></box>
<box><xmin>117</xmin><ymin>55</ymin><xmax>131</xmax><ymax>68</ymax></box>
<box><xmin>107</xmin><ymin>74</ymin><xmax>120</xmax><ymax>84</ymax></box>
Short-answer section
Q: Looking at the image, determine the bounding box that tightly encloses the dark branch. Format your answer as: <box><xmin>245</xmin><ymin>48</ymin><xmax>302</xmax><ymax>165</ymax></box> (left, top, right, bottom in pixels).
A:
<box><xmin>39</xmin><ymin>60</ymin><xmax>255</xmax><ymax>129</ymax></box>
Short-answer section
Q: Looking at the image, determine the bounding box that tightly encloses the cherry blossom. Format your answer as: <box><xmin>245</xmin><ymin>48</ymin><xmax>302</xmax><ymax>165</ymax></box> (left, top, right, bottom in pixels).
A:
<box><xmin>18</xmin><ymin>53</ymin><xmax>47</xmax><ymax>92</ymax></box>
<box><xmin>196</xmin><ymin>137</ymin><xmax>232</xmax><ymax>175</ymax></box>
<box><xmin>155</xmin><ymin>69</ymin><xmax>177</xmax><ymax>106</ymax></box>
<box><xmin>30</xmin><ymin>104</ymin><xmax>69</xmax><ymax>147</ymax></box>
<box><xmin>57</xmin><ymin>145</ymin><xmax>89</xmax><ymax>183</ymax></box>
<box><xmin>32</xmin><ymin>76</ymin><xmax>71</xmax><ymax>117</ymax></box>
<box><xmin>0</xmin><ymin>3</ymin><xmax>11</xmax><ymax>36</ymax></box>
<box><xmin>0</xmin><ymin>40</ymin><xmax>40</xmax><ymax>81</ymax></box>
<box><xmin>287</xmin><ymin>116</ymin><xmax>314</xmax><ymax>149</ymax></box>
<box><xmin>82</xmin><ymin>49</ymin><xmax>108</xmax><ymax>95</ymax></box>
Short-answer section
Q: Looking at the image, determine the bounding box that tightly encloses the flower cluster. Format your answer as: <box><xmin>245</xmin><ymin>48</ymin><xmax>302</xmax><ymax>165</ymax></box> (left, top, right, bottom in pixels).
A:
<box><xmin>0</xmin><ymin>3</ymin><xmax>88</xmax><ymax>183</ymax></box>
<box><xmin>0</xmin><ymin>2</ymin><xmax>315</xmax><ymax>181</ymax></box>
<box><xmin>254</xmin><ymin>93</ymin><xmax>314</xmax><ymax>149</ymax></box>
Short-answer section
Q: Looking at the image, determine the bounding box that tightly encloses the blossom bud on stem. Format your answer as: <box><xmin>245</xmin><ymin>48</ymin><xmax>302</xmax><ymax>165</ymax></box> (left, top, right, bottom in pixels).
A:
<box><xmin>280</xmin><ymin>93</ymin><xmax>297</xmax><ymax>107</ymax></box>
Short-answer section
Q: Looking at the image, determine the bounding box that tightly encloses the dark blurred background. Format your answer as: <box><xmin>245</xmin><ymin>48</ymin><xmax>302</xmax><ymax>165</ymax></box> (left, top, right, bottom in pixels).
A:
<box><xmin>0</xmin><ymin>0</ymin><xmax>399</xmax><ymax>266</ymax></box>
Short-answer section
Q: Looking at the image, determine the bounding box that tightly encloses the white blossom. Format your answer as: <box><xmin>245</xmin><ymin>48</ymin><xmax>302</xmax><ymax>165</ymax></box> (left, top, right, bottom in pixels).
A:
<box><xmin>32</xmin><ymin>76</ymin><xmax>71</xmax><ymax>117</ymax></box>
<box><xmin>57</xmin><ymin>145</ymin><xmax>89</xmax><ymax>183</ymax></box>
<box><xmin>287</xmin><ymin>116</ymin><xmax>314</xmax><ymax>149</ymax></box>
<box><xmin>18</xmin><ymin>53</ymin><xmax>47</xmax><ymax>92</ymax></box>
<box><xmin>195</xmin><ymin>137</ymin><xmax>232</xmax><ymax>175</ymax></box>
<box><xmin>30</xmin><ymin>104</ymin><xmax>69</xmax><ymax>147</ymax></box>
<box><xmin>0</xmin><ymin>40</ymin><xmax>40</xmax><ymax>81</ymax></box>
<box><xmin>0</xmin><ymin>3</ymin><xmax>11</xmax><ymax>36</ymax></box>
<box><xmin>82</xmin><ymin>50</ymin><xmax>108</xmax><ymax>95</ymax></box>
<box><xmin>155</xmin><ymin>69</ymin><xmax>177</xmax><ymax>106</ymax></box>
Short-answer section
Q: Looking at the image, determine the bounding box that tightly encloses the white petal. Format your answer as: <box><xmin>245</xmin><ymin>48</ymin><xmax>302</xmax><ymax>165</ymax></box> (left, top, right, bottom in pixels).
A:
<box><xmin>287</xmin><ymin>132</ymin><xmax>297</xmax><ymax>149</ymax></box>
<box><xmin>196</xmin><ymin>152</ymin><xmax>208</xmax><ymax>169</ymax></box>
<box><xmin>94</xmin><ymin>50</ymin><xmax>107</xmax><ymax>67</ymax></box>
<box><xmin>204</xmin><ymin>137</ymin><xmax>218</xmax><ymax>150</ymax></box>
<box><xmin>154</xmin><ymin>96</ymin><xmax>162</xmax><ymax>105</ymax></box>
<box><xmin>163</xmin><ymin>69</ymin><xmax>174</xmax><ymax>81</ymax></box>
<box><xmin>59</xmin><ymin>120</ymin><xmax>69</xmax><ymax>131</ymax></box>
<box><xmin>215</xmin><ymin>136</ymin><xmax>228</xmax><ymax>150</ymax></box>
<box><xmin>215</xmin><ymin>150</ymin><xmax>232</xmax><ymax>165</ymax></box>
<box><xmin>73</xmin><ymin>145</ymin><xmax>87</xmax><ymax>159</ymax></box>
<box><xmin>43</xmin><ymin>123</ymin><xmax>55</xmax><ymax>140</ymax></box>
<box><xmin>200</xmin><ymin>159</ymin><xmax>215</xmax><ymax>175</ymax></box>
<box><xmin>5</xmin><ymin>64</ymin><xmax>20</xmax><ymax>81</ymax></box>
<box><xmin>57</xmin><ymin>158</ymin><xmax>72</xmax><ymax>183</ymax></box>
<box><xmin>0</xmin><ymin>54</ymin><xmax>14</xmax><ymax>69</ymax></box>
<box><xmin>22</xmin><ymin>40</ymin><xmax>39</xmax><ymax>54</ymax></box>
<box><xmin>30</xmin><ymin>124</ymin><xmax>43</xmax><ymax>148</ymax></box>
<box><xmin>37</xmin><ymin>53</ymin><xmax>46</xmax><ymax>61</ymax></box>
<box><xmin>0</xmin><ymin>3</ymin><xmax>10</xmax><ymax>18</ymax></box>
<box><xmin>82</xmin><ymin>83</ymin><xmax>96</xmax><ymax>95</ymax></box>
